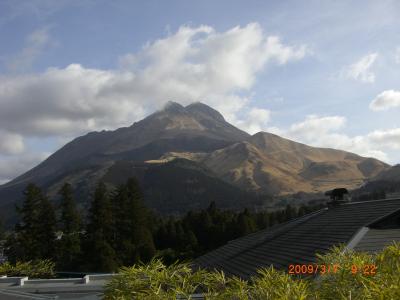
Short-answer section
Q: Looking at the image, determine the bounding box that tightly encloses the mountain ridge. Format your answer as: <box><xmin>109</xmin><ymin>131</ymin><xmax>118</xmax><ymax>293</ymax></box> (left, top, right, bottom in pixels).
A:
<box><xmin>0</xmin><ymin>101</ymin><xmax>390</xmax><ymax>223</ymax></box>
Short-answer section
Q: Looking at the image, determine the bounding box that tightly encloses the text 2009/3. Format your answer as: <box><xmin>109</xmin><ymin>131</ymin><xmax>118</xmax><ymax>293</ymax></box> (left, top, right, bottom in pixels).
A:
<box><xmin>288</xmin><ymin>264</ymin><xmax>377</xmax><ymax>275</ymax></box>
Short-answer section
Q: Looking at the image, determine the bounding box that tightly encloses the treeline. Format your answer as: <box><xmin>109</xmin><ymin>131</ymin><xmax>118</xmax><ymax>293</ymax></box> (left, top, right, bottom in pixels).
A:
<box><xmin>3</xmin><ymin>178</ymin><xmax>325</xmax><ymax>272</ymax></box>
<box><xmin>351</xmin><ymin>189</ymin><xmax>386</xmax><ymax>202</ymax></box>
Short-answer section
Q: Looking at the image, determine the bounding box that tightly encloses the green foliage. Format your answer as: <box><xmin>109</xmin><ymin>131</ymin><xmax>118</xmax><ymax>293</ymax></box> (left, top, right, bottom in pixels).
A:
<box><xmin>0</xmin><ymin>260</ymin><xmax>55</xmax><ymax>278</ymax></box>
<box><xmin>6</xmin><ymin>184</ymin><xmax>57</xmax><ymax>263</ymax></box>
<box><xmin>104</xmin><ymin>259</ymin><xmax>208</xmax><ymax>299</ymax></box>
<box><xmin>36</xmin><ymin>195</ymin><xmax>57</xmax><ymax>258</ymax></box>
<box><xmin>0</xmin><ymin>218</ymin><xmax>5</xmax><ymax>241</ymax></box>
<box><xmin>113</xmin><ymin>178</ymin><xmax>156</xmax><ymax>265</ymax></box>
<box><xmin>83</xmin><ymin>182</ymin><xmax>118</xmax><ymax>272</ymax></box>
<box><xmin>314</xmin><ymin>243</ymin><xmax>400</xmax><ymax>299</ymax></box>
<box><xmin>57</xmin><ymin>183</ymin><xmax>82</xmax><ymax>270</ymax></box>
<box><xmin>250</xmin><ymin>267</ymin><xmax>310</xmax><ymax>300</ymax></box>
<box><xmin>6</xmin><ymin>180</ymin><xmax>325</xmax><ymax>272</ymax></box>
<box><xmin>104</xmin><ymin>243</ymin><xmax>400</xmax><ymax>300</ymax></box>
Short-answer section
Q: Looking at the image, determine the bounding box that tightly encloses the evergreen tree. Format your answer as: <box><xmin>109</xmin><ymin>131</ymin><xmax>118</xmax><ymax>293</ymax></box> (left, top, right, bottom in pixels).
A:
<box><xmin>186</xmin><ymin>229</ymin><xmax>198</xmax><ymax>251</ymax></box>
<box><xmin>113</xmin><ymin>178</ymin><xmax>156</xmax><ymax>265</ymax></box>
<box><xmin>0</xmin><ymin>219</ymin><xmax>5</xmax><ymax>241</ymax></box>
<box><xmin>236</xmin><ymin>211</ymin><xmax>256</xmax><ymax>237</ymax></box>
<box><xmin>58</xmin><ymin>183</ymin><xmax>81</xmax><ymax>270</ymax></box>
<box><xmin>84</xmin><ymin>182</ymin><xmax>118</xmax><ymax>272</ymax></box>
<box><xmin>36</xmin><ymin>195</ymin><xmax>57</xmax><ymax>259</ymax></box>
<box><xmin>207</xmin><ymin>201</ymin><xmax>217</xmax><ymax>216</ymax></box>
<box><xmin>6</xmin><ymin>184</ymin><xmax>56</xmax><ymax>262</ymax></box>
<box><xmin>13</xmin><ymin>184</ymin><xmax>44</xmax><ymax>261</ymax></box>
<box><xmin>284</xmin><ymin>204</ymin><xmax>295</xmax><ymax>221</ymax></box>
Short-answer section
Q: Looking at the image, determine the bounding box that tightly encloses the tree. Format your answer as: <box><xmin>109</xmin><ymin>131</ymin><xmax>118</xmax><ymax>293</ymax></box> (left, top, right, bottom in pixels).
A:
<box><xmin>6</xmin><ymin>184</ymin><xmax>56</xmax><ymax>262</ymax></box>
<box><xmin>57</xmin><ymin>183</ymin><xmax>82</xmax><ymax>270</ymax></box>
<box><xmin>236</xmin><ymin>210</ymin><xmax>257</xmax><ymax>237</ymax></box>
<box><xmin>84</xmin><ymin>182</ymin><xmax>118</xmax><ymax>272</ymax></box>
<box><xmin>15</xmin><ymin>183</ymin><xmax>43</xmax><ymax>261</ymax></box>
<box><xmin>284</xmin><ymin>204</ymin><xmax>295</xmax><ymax>221</ymax></box>
<box><xmin>113</xmin><ymin>178</ymin><xmax>156</xmax><ymax>265</ymax></box>
<box><xmin>36</xmin><ymin>195</ymin><xmax>57</xmax><ymax>259</ymax></box>
<box><xmin>0</xmin><ymin>219</ymin><xmax>5</xmax><ymax>241</ymax></box>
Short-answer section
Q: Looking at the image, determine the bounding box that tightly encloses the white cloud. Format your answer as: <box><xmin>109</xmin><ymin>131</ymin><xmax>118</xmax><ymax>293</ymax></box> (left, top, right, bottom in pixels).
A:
<box><xmin>369</xmin><ymin>90</ymin><xmax>400</xmax><ymax>111</ymax></box>
<box><xmin>343</xmin><ymin>53</ymin><xmax>378</xmax><ymax>83</ymax></box>
<box><xmin>7</xmin><ymin>27</ymin><xmax>52</xmax><ymax>72</ymax></box>
<box><xmin>0</xmin><ymin>152</ymin><xmax>50</xmax><ymax>184</ymax></box>
<box><xmin>0</xmin><ymin>130</ymin><xmax>24</xmax><ymax>155</ymax></box>
<box><xmin>368</xmin><ymin>128</ymin><xmax>400</xmax><ymax>150</ymax></box>
<box><xmin>236</xmin><ymin>107</ymin><xmax>271</xmax><ymax>134</ymax></box>
<box><xmin>0</xmin><ymin>23</ymin><xmax>311</xmax><ymax>181</ymax></box>
<box><xmin>272</xmin><ymin>114</ymin><xmax>399</xmax><ymax>163</ymax></box>
<box><xmin>288</xmin><ymin>115</ymin><xmax>346</xmax><ymax>142</ymax></box>
<box><xmin>0</xmin><ymin>23</ymin><xmax>308</xmax><ymax>140</ymax></box>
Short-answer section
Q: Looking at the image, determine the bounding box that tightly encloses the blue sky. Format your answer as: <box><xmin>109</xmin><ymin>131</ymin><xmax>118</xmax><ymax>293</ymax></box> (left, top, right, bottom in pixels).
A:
<box><xmin>1</xmin><ymin>0</ymin><xmax>400</xmax><ymax>183</ymax></box>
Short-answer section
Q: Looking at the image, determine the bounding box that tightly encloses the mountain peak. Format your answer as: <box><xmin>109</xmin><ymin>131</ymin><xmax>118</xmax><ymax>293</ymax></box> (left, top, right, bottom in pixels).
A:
<box><xmin>162</xmin><ymin>101</ymin><xmax>185</xmax><ymax>113</ymax></box>
<box><xmin>186</xmin><ymin>102</ymin><xmax>225</xmax><ymax>122</ymax></box>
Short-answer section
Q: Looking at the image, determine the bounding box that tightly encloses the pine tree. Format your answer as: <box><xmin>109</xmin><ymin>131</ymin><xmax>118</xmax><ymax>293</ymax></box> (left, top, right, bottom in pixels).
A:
<box><xmin>36</xmin><ymin>195</ymin><xmax>57</xmax><ymax>259</ymax></box>
<box><xmin>0</xmin><ymin>219</ymin><xmax>5</xmax><ymax>241</ymax></box>
<box><xmin>185</xmin><ymin>229</ymin><xmax>198</xmax><ymax>252</ymax></box>
<box><xmin>13</xmin><ymin>184</ymin><xmax>44</xmax><ymax>261</ymax></box>
<box><xmin>284</xmin><ymin>204</ymin><xmax>295</xmax><ymax>221</ymax></box>
<box><xmin>58</xmin><ymin>183</ymin><xmax>82</xmax><ymax>270</ymax></box>
<box><xmin>113</xmin><ymin>178</ymin><xmax>156</xmax><ymax>265</ymax></box>
<box><xmin>236</xmin><ymin>212</ymin><xmax>256</xmax><ymax>237</ymax></box>
<box><xmin>84</xmin><ymin>182</ymin><xmax>118</xmax><ymax>272</ymax></box>
<box><xmin>7</xmin><ymin>184</ymin><xmax>57</xmax><ymax>261</ymax></box>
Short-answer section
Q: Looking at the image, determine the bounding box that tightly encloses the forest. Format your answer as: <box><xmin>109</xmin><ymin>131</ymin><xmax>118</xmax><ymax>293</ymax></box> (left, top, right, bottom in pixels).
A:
<box><xmin>2</xmin><ymin>178</ymin><xmax>325</xmax><ymax>272</ymax></box>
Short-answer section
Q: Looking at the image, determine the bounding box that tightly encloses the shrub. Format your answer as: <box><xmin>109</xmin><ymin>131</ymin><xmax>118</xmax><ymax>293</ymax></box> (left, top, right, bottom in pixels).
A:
<box><xmin>103</xmin><ymin>259</ymin><xmax>208</xmax><ymax>299</ymax></box>
<box><xmin>314</xmin><ymin>243</ymin><xmax>400</xmax><ymax>299</ymax></box>
<box><xmin>104</xmin><ymin>243</ymin><xmax>400</xmax><ymax>299</ymax></box>
<box><xmin>0</xmin><ymin>260</ymin><xmax>55</xmax><ymax>278</ymax></box>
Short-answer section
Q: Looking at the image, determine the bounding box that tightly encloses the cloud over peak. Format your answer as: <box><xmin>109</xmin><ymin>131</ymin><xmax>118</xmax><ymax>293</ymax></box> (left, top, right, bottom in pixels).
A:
<box><xmin>0</xmin><ymin>23</ymin><xmax>309</xmax><ymax>183</ymax></box>
<box><xmin>0</xmin><ymin>23</ymin><xmax>308</xmax><ymax>139</ymax></box>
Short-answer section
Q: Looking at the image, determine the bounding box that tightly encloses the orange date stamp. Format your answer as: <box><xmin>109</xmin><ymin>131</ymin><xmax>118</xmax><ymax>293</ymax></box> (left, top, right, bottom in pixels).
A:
<box><xmin>288</xmin><ymin>264</ymin><xmax>377</xmax><ymax>275</ymax></box>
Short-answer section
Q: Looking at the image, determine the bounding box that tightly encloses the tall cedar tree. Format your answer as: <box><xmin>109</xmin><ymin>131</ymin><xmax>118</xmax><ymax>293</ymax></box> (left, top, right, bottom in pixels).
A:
<box><xmin>58</xmin><ymin>183</ymin><xmax>82</xmax><ymax>270</ymax></box>
<box><xmin>37</xmin><ymin>195</ymin><xmax>57</xmax><ymax>259</ymax></box>
<box><xmin>84</xmin><ymin>182</ymin><xmax>118</xmax><ymax>272</ymax></box>
<box><xmin>15</xmin><ymin>183</ymin><xmax>42</xmax><ymax>261</ymax></box>
<box><xmin>0</xmin><ymin>218</ymin><xmax>5</xmax><ymax>241</ymax></box>
<box><xmin>7</xmin><ymin>184</ymin><xmax>56</xmax><ymax>262</ymax></box>
<box><xmin>113</xmin><ymin>178</ymin><xmax>156</xmax><ymax>265</ymax></box>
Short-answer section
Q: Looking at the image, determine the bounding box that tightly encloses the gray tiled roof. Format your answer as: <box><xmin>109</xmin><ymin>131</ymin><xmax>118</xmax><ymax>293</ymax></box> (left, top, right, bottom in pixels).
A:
<box><xmin>194</xmin><ymin>199</ymin><xmax>400</xmax><ymax>279</ymax></box>
<box><xmin>353</xmin><ymin>229</ymin><xmax>400</xmax><ymax>252</ymax></box>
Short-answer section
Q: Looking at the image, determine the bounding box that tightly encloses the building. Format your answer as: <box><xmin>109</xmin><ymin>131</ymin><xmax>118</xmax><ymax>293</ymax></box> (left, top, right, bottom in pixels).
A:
<box><xmin>194</xmin><ymin>198</ymin><xmax>400</xmax><ymax>279</ymax></box>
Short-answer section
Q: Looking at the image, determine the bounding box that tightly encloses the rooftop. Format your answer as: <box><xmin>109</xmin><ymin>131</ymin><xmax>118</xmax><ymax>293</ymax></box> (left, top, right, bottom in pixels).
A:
<box><xmin>194</xmin><ymin>198</ymin><xmax>400</xmax><ymax>279</ymax></box>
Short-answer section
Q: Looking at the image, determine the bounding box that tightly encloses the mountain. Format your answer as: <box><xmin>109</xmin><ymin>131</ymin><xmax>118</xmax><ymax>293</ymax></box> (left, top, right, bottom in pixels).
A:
<box><xmin>0</xmin><ymin>102</ymin><xmax>252</xmax><ymax>223</ymax></box>
<box><xmin>351</xmin><ymin>164</ymin><xmax>400</xmax><ymax>198</ymax></box>
<box><xmin>0</xmin><ymin>101</ymin><xmax>390</xmax><ymax>224</ymax></box>
<box><xmin>373</xmin><ymin>164</ymin><xmax>400</xmax><ymax>182</ymax></box>
<box><xmin>162</xmin><ymin>132</ymin><xmax>389</xmax><ymax>194</ymax></box>
<box><xmin>7</xmin><ymin>101</ymin><xmax>249</xmax><ymax>188</ymax></box>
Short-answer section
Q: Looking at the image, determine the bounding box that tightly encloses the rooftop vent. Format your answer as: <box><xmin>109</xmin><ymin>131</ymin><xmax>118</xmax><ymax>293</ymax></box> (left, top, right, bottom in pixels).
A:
<box><xmin>325</xmin><ymin>188</ymin><xmax>349</xmax><ymax>208</ymax></box>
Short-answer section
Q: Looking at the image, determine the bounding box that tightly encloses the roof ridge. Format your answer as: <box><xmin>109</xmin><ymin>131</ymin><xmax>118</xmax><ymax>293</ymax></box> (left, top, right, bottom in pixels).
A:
<box><xmin>365</xmin><ymin>207</ymin><xmax>400</xmax><ymax>228</ymax></box>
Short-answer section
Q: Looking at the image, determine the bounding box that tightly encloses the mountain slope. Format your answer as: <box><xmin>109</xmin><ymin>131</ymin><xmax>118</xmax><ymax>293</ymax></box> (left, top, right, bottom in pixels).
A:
<box><xmin>0</xmin><ymin>102</ymin><xmax>249</xmax><ymax>210</ymax></box>
<box><xmin>163</xmin><ymin>132</ymin><xmax>389</xmax><ymax>194</ymax></box>
<box><xmin>0</xmin><ymin>102</ymin><xmax>390</xmax><ymax>224</ymax></box>
<box><xmin>373</xmin><ymin>164</ymin><xmax>400</xmax><ymax>182</ymax></box>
